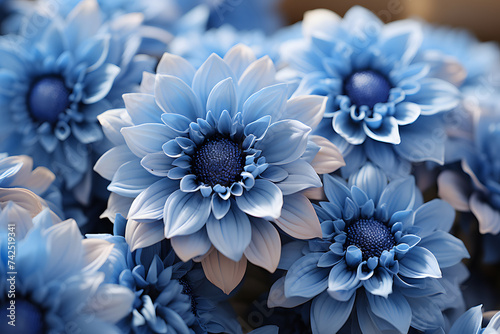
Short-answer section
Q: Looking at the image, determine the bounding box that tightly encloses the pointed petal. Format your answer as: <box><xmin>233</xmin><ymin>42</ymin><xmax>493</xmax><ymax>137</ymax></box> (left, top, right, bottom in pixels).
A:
<box><xmin>244</xmin><ymin>218</ymin><xmax>281</xmax><ymax>273</ymax></box>
<box><xmin>108</xmin><ymin>160</ymin><xmax>158</xmax><ymax>198</ymax></box>
<box><xmin>171</xmin><ymin>227</ymin><xmax>211</xmax><ymax>262</ymax></box>
<box><xmin>235</xmin><ymin>179</ymin><xmax>283</xmax><ymax>220</ymax></box>
<box><xmin>309</xmin><ymin>136</ymin><xmax>345</xmax><ymax>174</ymax></box>
<box><xmin>157</xmin><ymin>53</ymin><xmax>196</xmax><ymax>85</ymax></box>
<box><xmin>285</xmin><ymin>252</ymin><xmax>329</xmax><ymax>298</ymax></box>
<box><xmin>125</xmin><ymin>219</ymin><xmax>165</xmax><ymax>251</ymax></box>
<box><xmin>399</xmin><ymin>246</ymin><xmax>441</xmax><ymax>279</ymax></box>
<box><xmin>201</xmin><ymin>250</ymin><xmax>247</xmax><ymax>294</ymax></box>
<box><xmin>242</xmin><ymin>84</ymin><xmax>288</xmax><ymax>125</ymax></box>
<box><xmin>206</xmin><ymin>77</ymin><xmax>237</xmax><ymax>118</ymax></box>
<box><xmin>121</xmin><ymin>123</ymin><xmax>176</xmax><ymax>158</ymax></box>
<box><xmin>128</xmin><ymin>178</ymin><xmax>178</xmax><ymax>221</ymax></box>
<box><xmin>275</xmin><ymin>193</ymin><xmax>322</xmax><ymax>239</ymax></box>
<box><xmin>267</xmin><ymin>277</ymin><xmax>311</xmax><ymax>308</ymax></box>
<box><xmin>311</xmin><ymin>291</ymin><xmax>354</xmax><ymax>334</ymax></box>
<box><xmin>437</xmin><ymin>170</ymin><xmax>471</xmax><ymax>212</ymax></box>
<box><xmin>94</xmin><ymin>145</ymin><xmax>136</xmax><ymax>181</ymax></box>
<box><xmin>366</xmin><ymin>290</ymin><xmax>412</xmax><ymax>334</ymax></box>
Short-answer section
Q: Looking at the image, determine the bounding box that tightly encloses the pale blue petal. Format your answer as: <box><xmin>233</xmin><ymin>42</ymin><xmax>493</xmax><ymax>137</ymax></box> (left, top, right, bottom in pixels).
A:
<box><xmin>82</xmin><ymin>64</ymin><xmax>120</xmax><ymax>104</ymax></box>
<box><xmin>211</xmin><ymin>193</ymin><xmax>231</xmax><ymax>220</ymax></box>
<box><xmin>170</xmin><ymin>227</ymin><xmax>211</xmax><ymax>262</ymax></box>
<box><xmin>366</xmin><ymin>290</ymin><xmax>411</xmax><ymax>334</ymax></box>
<box><xmin>310</xmin><ymin>291</ymin><xmax>354</xmax><ymax>334</ymax></box>
<box><xmin>108</xmin><ymin>160</ymin><xmax>159</xmax><ymax>198</ymax></box>
<box><xmin>154</xmin><ymin>74</ymin><xmax>204</xmax><ymax>121</ymax></box>
<box><xmin>399</xmin><ymin>246</ymin><xmax>441</xmax><ymax>279</ymax></box>
<box><xmin>121</xmin><ymin>123</ymin><xmax>176</xmax><ymax>158</ymax></box>
<box><xmin>206</xmin><ymin>77</ymin><xmax>237</xmax><ymax>119</ymax></box>
<box><xmin>362</xmin><ymin>267</ymin><xmax>393</xmax><ymax>298</ymax></box>
<box><xmin>161</xmin><ymin>113</ymin><xmax>191</xmax><ymax>134</ymax></box>
<box><xmin>363</xmin><ymin>116</ymin><xmax>401</xmax><ymax>145</ymax></box>
<box><xmin>322</xmin><ymin>174</ymin><xmax>352</xmax><ymax>207</ymax></box>
<box><xmin>276</xmin><ymin>159</ymin><xmax>322</xmax><ymax>195</ymax></box>
<box><xmin>157</xmin><ymin>53</ymin><xmax>196</xmax><ymax>85</ymax></box>
<box><xmin>284</xmin><ymin>252</ymin><xmax>329</xmax><ymax>298</ymax></box>
<box><xmin>206</xmin><ymin>205</ymin><xmax>252</xmax><ymax>262</ymax></box>
<box><xmin>235</xmin><ymin>179</ymin><xmax>283</xmax><ymax>220</ymax></box>
<box><xmin>327</xmin><ymin>260</ymin><xmax>360</xmax><ymax>302</ymax></box>
<box><xmin>237</xmin><ymin>56</ymin><xmax>276</xmax><ymax>106</ymax></box>
<box><xmin>123</xmin><ymin>93</ymin><xmax>163</xmax><ymax>125</ymax></box>
<box><xmin>333</xmin><ymin>111</ymin><xmax>366</xmax><ymax>145</ymax></box>
<box><xmin>242</xmin><ymin>84</ymin><xmax>288</xmax><ymax>125</ymax></box>
<box><xmin>128</xmin><ymin>178</ymin><xmax>178</xmax><ymax>221</ymax></box>
<box><xmin>244</xmin><ymin>115</ymin><xmax>271</xmax><ymax>141</ymax></box>
<box><xmin>413</xmin><ymin>199</ymin><xmax>455</xmax><ymax>236</ymax></box>
<box><xmin>255</xmin><ymin>120</ymin><xmax>311</xmax><ymax>165</ymax></box>
<box><xmin>348</xmin><ymin>162</ymin><xmax>387</xmax><ymax>206</ymax></box>
<box><xmin>140</xmin><ymin>152</ymin><xmax>174</xmax><ymax>177</ymax></box>
<box><xmin>449</xmin><ymin>305</ymin><xmax>482</xmax><ymax>334</ymax></box>
<box><xmin>393</xmin><ymin>102</ymin><xmax>421</xmax><ymax>126</ymax></box>
<box><xmin>418</xmin><ymin>231</ymin><xmax>469</xmax><ymax>268</ymax></box>
<box><xmin>406</xmin><ymin>78</ymin><xmax>460</xmax><ymax>115</ymax></box>
<box><xmin>163</xmin><ymin>190</ymin><xmax>211</xmax><ymax>238</ymax></box>
<box><xmin>377</xmin><ymin>176</ymin><xmax>416</xmax><ymax>215</ymax></box>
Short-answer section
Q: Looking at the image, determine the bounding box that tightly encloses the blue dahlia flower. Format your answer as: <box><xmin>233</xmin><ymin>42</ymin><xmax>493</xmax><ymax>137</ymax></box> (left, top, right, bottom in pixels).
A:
<box><xmin>281</xmin><ymin>7</ymin><xmax>461</xmax><ymax>178</ymax></box>
<box><xmin>269</xmin><ymin>163</ymin><xmax>469</xmax><ymax>333</ymax></box>
<box><xmin>87</xmin><ymin>214</ymin><xmax>242</xmax><ymax>334</ymax></box>
<box><xmin>449</xmin><ymin>305</ymin><xmax>500</xmax><ymax>334</ymax></box>
<box><xmin>0</xmin><ymin>0</ymin><xmax>155</xmax><ymax>204</ymax></box>
<box><xmin>438</xmin><ymin>103</ymin><xmax>500</xmax><ymax>235</ymax></box>
<box><xmin>95</xmin><ymin>44</ymin><xmax>344</xmax><ymax>293</ymax></box>
<box><xmin>0</xmin><ymin>204</ymin><xmax>134</xmax><ymax>333</ymax></box>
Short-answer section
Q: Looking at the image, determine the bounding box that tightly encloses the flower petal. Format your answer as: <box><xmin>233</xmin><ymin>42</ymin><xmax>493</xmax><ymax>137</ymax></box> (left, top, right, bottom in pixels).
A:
<box><xmin>333</xmin><ymin>111</ymin><xmax>366</xmax><ymax>145</ymax></box>
<box><xmin>157</xmin><ymin>52</ymin><xmax>196</xmax><ymax>85</ymax></box>
<box><xmin>413</xmin><ymin>199</ymin><xmax>455</xmax><ymax>236</ymax></box>
<box><xmin>244</xmin><ymin>218</ymin><xmax>281</xmax><ymax>273</ymax></box>
<box><xmin>201</xmin><ymin>250</ymin><xmax>247</xmax><ymax>294</ymax></box>
<box><xmin>238</xmin><ymin>56</ymin><xmax>276</xmax><ymax>104</ymax></box>
<box><xmin>366</xmin><ymin>290</ymin><xmax>412</xmax><ymax>334</ymax></box>
<box><xmin>399</xmin><ymin>246</ymin><xmax>441</xmax><ymax>279</ymax></box>
<box><xmin>362</xmin><ymin>267</ymin><xmax>393</xmax><ymax>298</ymax></box>
<box><xmin>363</xmin><ymin>116</ymin><xmax>401</xmax><ymax>145</ymax></box>
<box><xmin>310</xmin><ymin>291</ymin><xmax>354</xmax><ymax>334</ymax></box>
<box><xmin>108</xmin><ymin>160</ymin><xmax>159</xmax><ymax>198</ymax></box>
<box><xmin>275</xmin><ymin>193</ymin><xmax>322</xmax><ymax>239</ymax></box>
<box><xmin>470</xmin><ymin>192</ymin><xmax>500</xmax><ymax>235</ymax></box>
<box><xmin>309</xmin><ymin>136</ymin><xmax>345</xmax><ymax>174</ymax></box>
<box><xmin>235</xmin><ymin>179</ymin><xmax>283</xmax><ymax>220</ymax></box>
<box><xmin>171</xmin><ymin>227</ymin><xmax>212</xmax><ymax>262</ymax></box>
<box><xmin>154</xmin><ymin>74</ymin><xmax>204</xmax><ymax>120</ymax></box>
<box><xmin>449</xmin><ymin>305</ymin><xmax>483</xmax><ymax>334</ymax></box>
<box><xmin>206</xmin><ymin>205</ymin><xmax>252</xmax><ymax>262</ymax></box>
<box><xmin>125</xmin><ymin>219</ymin><xmax>165</xmax><ymax>251</ymax></box>
<box><xmin>123</xmin><ymin>93</ymin><xmax>163</xmax><ymax>125</ymax></box>
<box><xmin>242</xmin><ymin>83</ymin><xmax>288</xmax><ymax>125</ymax></box>
<box><xmin>285</xmin><ymin>252</ymin><xmax>329</xmax><ymax>298</ymax></box>
<box><xmin>206</xmin><ymin>77</ymin><xmax>238</xmax><ymax>118</ymax></box>
<box><xmin>437</xmin><ymin>170</ymin><xmax>472</xmax><ymax>212</ymax></box>
<box><xmin>163</xmin><ymin>190</ymin><xmax>211</xmax><ymax>238</ymax></box>
<box><xmin>393</xmin><ymin>102</ymin><xmax>421</xmax><ymax>126</ymax></box>
<box><xmin>327</xmin><ymin>260</ymin><xmax>360</xmax><ymax>302</ymax></box>
<box><xmin>284</xmin><ymin>95</ymin><xmax>327</xmax><ymax>129</ymax></box>
<box><xmin>94</xmin><ymin>145</ymin><xmax>137</xmax><ymax>181</ymax></box>
<box><xmin>277</xmin><ymin>159</ymin><xmax>322</xmax><ymax>196</ymax></box>
<box><xmin>121</xmin><ymin>123</ymin><xmax>176</xmax><ymax>158</ymax></box>
<box><xmin>128</xmin><ymin>178</ymin><xmax>178</xmax><ymax>222</ymax></box>
<box><xmin>418</xmin><ymin>231</ymin><xmax>469</xmax><ymax>268</ymax></box>
<box><xmin>267</xmin><ymin>277</ymin><xmax>311</xmax><ymax>308</ymax></box>
<box><xmin>377</xmin><ymin>176</ymin><xmax>416</xmax><ymax>215</ymax></box>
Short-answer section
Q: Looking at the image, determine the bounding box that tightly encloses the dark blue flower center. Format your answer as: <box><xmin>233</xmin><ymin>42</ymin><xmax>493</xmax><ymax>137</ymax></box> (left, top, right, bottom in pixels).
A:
<box><xmin>192</xmin><ymin>135</ymin><xmax>245</xmax><ymax>187</ymax></box>
<box><xmin>0</xmin><ymin>299</ymin><xmax>44</xmax><ymax>334</ymax></box>
<box><xmin>345</xmin><ymin>218</ymin><xmax>395</xmax><ymax>261</ymax></box>
<box><xmin>178</xmin><ymin>277</ymin><xmax>198</xmax><ymax>316</ymax></box>
<box><xmin>344</xmin><ymin>70</ymin><xmax>391</xmax><ymax>109</ymax></box>
<box><xmin>28</xmin><ymin>76</ymin><xmax>70</xmax><ymax>123</ymax></box>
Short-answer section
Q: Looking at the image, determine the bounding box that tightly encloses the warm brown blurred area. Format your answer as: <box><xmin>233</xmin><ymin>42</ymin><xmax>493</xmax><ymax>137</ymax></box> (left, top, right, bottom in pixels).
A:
<box><xmin>281</xmin><ymin>0</ymin><xmax>500</xmax><ymax>42</ymax></box>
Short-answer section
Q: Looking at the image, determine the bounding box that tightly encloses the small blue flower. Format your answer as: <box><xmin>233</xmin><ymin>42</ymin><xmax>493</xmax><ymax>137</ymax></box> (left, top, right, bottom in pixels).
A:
<box><xmin>449</xmin><ymin>305</ymin><xmax>500</xmax><ymax>334</ymax></box>
<box><xmin>95</xmin><ymin>45</ymin><xmax>344</xmax><ymax>293</ymax></box>
<box><xmin>88</xmin><ymin>214</ymin><xmax>242</xmax><ymax>334</ymax></box>
<box><xmin>0</xmin><ymin>0</ymin><xmax>155</xmax><ymax>205</ymax></box>
<box><xmin>0</xmin><ymin>204</ymin><xmax>134</xmax><ymax>333</ymax></box>
<box><xmin>282</xmin><ymin>7</ymin><xmax>461</xmax><ymax>178</ymax></box>
<box><xmin>269</xmin><ymin>163</ymin><xmax>469</xmax><ymax>333</ymax></box>
<box><xmin>438</xmin><ymin>105</ymin><xmax>500</xmax><ymax>235</ymax></box>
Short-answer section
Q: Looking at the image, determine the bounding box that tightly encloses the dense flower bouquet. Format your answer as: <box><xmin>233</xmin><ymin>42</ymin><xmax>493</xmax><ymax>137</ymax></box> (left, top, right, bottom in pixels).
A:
<box><xmin>0</xmin><ymin>1</ymin><xmax>499</xmax><ymax>333</ymax></box>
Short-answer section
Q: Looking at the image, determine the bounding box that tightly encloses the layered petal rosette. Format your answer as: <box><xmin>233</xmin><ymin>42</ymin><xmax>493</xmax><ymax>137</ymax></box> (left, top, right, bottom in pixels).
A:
<box><xmin>269</xmin><ymin>163</ymin><xmax>469</xmax><ymax>333</ymax></box>
<box><xmin>438</xmin><ymin>103</ymin><xmax>500</xmax><ymax>235</ymax></box>
<box><xmin>0</xmin><ymin>204</ymin><xmax>134</xmax><ymax>333</ymax></box>
<box><xmin>282</xmin><ymin>7</ymin><xmax>461</xmax><ymax>178</ymax></box>
<box><xmin>0</xmin><ymin>0</ymin><xmax>155</xmax><ymax>204</ymax></box>
<box><xmin>95</xmin><ymin>44</ymin><xmax>344</xmax><ymax>293</ymax></box>
<box><xmin>87</xmin><ymin>214</ymin><xmax>242</xmax><ymax>334</ymax></box>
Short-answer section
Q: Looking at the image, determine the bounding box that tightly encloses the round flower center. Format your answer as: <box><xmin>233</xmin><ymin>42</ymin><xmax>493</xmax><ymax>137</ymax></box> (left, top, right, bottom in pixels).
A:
<box><xmin>344</xmin><ymin>70</ymin><xmax>391</xmax><ymax>109</ymax></box>
<box><xmin>0</xmin><ymin>299</ymin><xmax>44</xmax><ymax>334</ymax></box>
<box><xmin>345</xmin><ymin>218</ymin><xmax>395</xmax><ymax>261</ymax></box>
<box><xmin>192</xmin><ymin>135</ymin><xmax>245</xmax><ymax>187</ymax></box>
<box><xmin>28</xmin><ymin>76</ymin><xmax>70</xmax><ymax>123</ymax></box>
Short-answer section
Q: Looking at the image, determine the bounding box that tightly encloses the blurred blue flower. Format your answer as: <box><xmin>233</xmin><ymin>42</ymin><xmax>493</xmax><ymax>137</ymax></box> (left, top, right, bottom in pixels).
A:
<box><xmin>449</xmin><ymin>305</ymin><xmax>500</xmax><ymax>334</ymax></box>
<box><xmin>282</xmin><ymin>7</ymin><xmax>461</xmax><ymax>178</ymax></box>
<box><xmin>269</xmin><ymin>163</ymin><xmax>469</xmax><ymax>333</ymax></box>
<box><xmin>88</xmin><ymin>214</ymin><xmax>242</xmax><ymax>334</ymax></box>
<box><xmin>95</xmin><ymin>45</ymin><xmax>344</xmax><ymax>293</ymax></box>
<box><xmin>0</xmin><ymin>0</ymin><xmax>155</xmax><ymax>205</ymax></box>
<box><xmin>0</xmin><ymin>153</ymin><xmax>63</xmax><ymax>217</ymax></box>
<box><xmin>0</xmin><ymin>204</ymin><xmax>134</xmax><ymax>333</ymax></box>
<box><xmin>438</xmin><ymin>103</ymin><xmax>500</xmax><ymax>235</ymax></box>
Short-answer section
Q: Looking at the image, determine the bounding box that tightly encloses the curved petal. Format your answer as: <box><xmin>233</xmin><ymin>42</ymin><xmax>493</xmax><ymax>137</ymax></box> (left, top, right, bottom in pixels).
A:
<box><xmin>82</xmin><ymin>64</ymin><xmax>120</xmax><ymax>104</ymax></box>
<box><xmin>276</xmin><ymin>159</ymin><xmax>322</xmax><ymax>196</ymax></box>
<box><xmin>327</xmin><ymin>260</ymin><xmax>360</xmax><ymax>302</ymax></box>
<box><xmin>362</xmin><ymin>267</ymin><xmax>393</xmax><ymax>298</ymax></box>
<box><xmin>398</xmin><ymin>246</ymin><xmax>442</xmax><ymax>279</ymax></box>
<box><xmin>121</xmin><ymin>123</ymin><xmax>176</xmax><ymax>158</ymax></box>
<box><xmin>244</xmin><ymin>218</ymin><xmax>281</xmax><ymax>273</ymax></box>
<box><xmin>206</xmin><ymin>77</ymin><xmax>238</xmax><ymax>118</ymax></box>
<box><xmin>206</xmin><ymin>206</ymin><xmax>252</xmax><ymax>262</ymax></box>
<box><xmin>154</xmin><ymin>74</ymin><xmax>204</xmax><ymax>120</ymax></box>
<box><xmin>242</xmin><ymin>83</ymin><xmax>288</xmax><ymax>125</ymax></box>
<box><xmin>406</xmin><ymin>78</ymin><xmax>460</xmax><ymax>115</ymax></box>
<box><xmin>275</xmin><ymin>193</ymin><xmax>322</xmax><ymax>239</ymax></box>
<box><xmin>267</xmin><ymin>276</ymin><xmax>311</xmax><ymax>308</ymax></box>
<box><xmin>333</xmin><ymin>111</ymin><xmax>367</xmax><ymax>145</ymax></box>
<box><xmin>201</xmin><ymin>250</ymin><xmax>247</xmax><ymax>294</ymax></box>
<box><xmin>322</xmin><ymin>174</ymin><xmax>351</xmax><ymax>206</ymax></box>
<box><xmin>310</xmin><ymin>291</ymin><xmax>354</xmax><ymax>334</ymax></box>
<box><xmin>163</xmin><ymin>190</ymin><xmax>211</xmax><ymax>238</ymax></box>
<box><xmin>309</xmin><ymin>136</ymin><xmax>345</xmax><ymax>174</ymax></box>
<box><xmin>128</xmin><ymin>178</ymin><xmax>179</xmax><ymax>222</ymax></box>
<box><xmin>437</xmin><ymin>170</ymin><xmax>472</xmax><ymax>212</ymax></box>
<box><xmin>157</xmin><ymin>52</ymin><xmax>196</xmax><ymax>85</ymax></box>
<box><xmin>366</xmin><ymin>290</ymin><xmax>412</xmax><ymax>334</ymax></box>
<box><xmin>284</xmin><ymin>252</ymin><xmax>329</xmax><ymax>298</ymax></box>
<box><xmin>449</xmin><ymin>305</ymin><xmax>483</xmax><ymax>334</ymax></box>
<box><xmin>238</xmin><ymin>56</ymin><xmax>276</xmax><ymax>104</ymax></box>
<box><xmin>418</xmin><ymin>231</ymin><xmax>469</xmax><ymax>268</ymax></box>
<box><xmin>348</xmin><ymin>162</ymin><xmax>387</xmax><ymax>206</ymax></box>
<box><xmin>123</xmin><ymin>93</ymin><xmax>163</xmax><ymax>125</ymax></box>
<box><xmin>171</xmin><ymin>227</ymin><xmax>212</xmax><ymax>262</ymax></box>
<box><xmin>377</xmin><ymin>176</ymin><xmax>416</xmax><ymax>215</ymax></box>
<box><xmin>363</xmin><ymin>116</ymin><xmax>401</xmax><ymax>145</ymax></box>
<box><xmin>284</xmin><ymin>95</ymin><xmax>327</xmax><ymax>129</ymax></box>
<box><xmin>125</xmin><ymin>219</ymin><xmax>165</xmax><ymax>251</ymax></box>
<box><xmin>94</xmin><ymin>145</ymin><xmax>137</xmax><ymax>181</ymax></box>
<box><xmin>393</xmin><ymin>102</ymin><xmax>421</xmax><ymax>126</ymax></box>
<box><xmin>413</xmin><ymin>199</ymin><xmax>455</xmax><ymax>236</ymax></box>
<box><xmin>235</xmin><ymin>179</ymin><xmax>283</xmax><ymax>220</ymax></box>
<box><xmin>223</xmin><ymin>44</ymin><xmax>257</xmax><ymax>79</ymax></box>
<box><xmin>108</xmin><ymin>160</ymin><xmax>159</xmax><ymax>198</ymax></box>
<box><xmin>255</xmin><ymin>120</ymin><xmax>311</xmax><ymax>165</ymax></box>
<box><xmin>469</xmin><ymin>193</ymin><xmax>500</xmax><ymax>235</ymax></box>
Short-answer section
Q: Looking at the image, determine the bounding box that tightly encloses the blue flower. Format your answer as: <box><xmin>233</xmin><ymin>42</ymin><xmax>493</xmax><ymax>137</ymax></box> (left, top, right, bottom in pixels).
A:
<box><xmin>0</xmin><ymin>204</ymin><xmax>134</xmax><ymax>333</ymax></box>
<box><xmin>0</xmin><ymin>0</ymin><xmax>155</xmax><ymax>204</ymax></box>
<box><xmin>87</xmin><ymin>214</ymin><xmax>242</xmax><ymax>334</ymax></box>
<box><xmin>438</xmin><ymin>104</ymin><xmax>500</xmax><ymax>235</ymax></box>
<box><xmin>282</xmin><ymin>7</ymin><xmax>461</xmax><ymax>178</ymax></box>
<box><xmin>95</xmin><ymin>44</ymin><xmax>344</xmax><ymax>293</ymax></box>
<box><xmin>269</xmin><ymin>163</ymin><xmax>469</xmax><ymax>333</ymax></box>
<box><xmin>449</xmin><ymin>305</ymin><xmax>500</xmax><ymax>334</ymax></box>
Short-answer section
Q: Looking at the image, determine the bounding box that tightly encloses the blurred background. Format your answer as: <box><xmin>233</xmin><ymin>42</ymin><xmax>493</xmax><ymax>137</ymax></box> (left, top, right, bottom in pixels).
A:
<box><xmin>281</xmin><ymin>0</ymin><xmax>500</xmax><ymax>42</ymax></box>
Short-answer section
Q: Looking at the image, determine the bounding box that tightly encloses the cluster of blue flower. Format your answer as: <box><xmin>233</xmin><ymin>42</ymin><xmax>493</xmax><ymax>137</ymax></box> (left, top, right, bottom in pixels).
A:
<box><xmin>0</xmin><ymin>1</ymin><xmax>499</xmax><ymax>333</ymax></box>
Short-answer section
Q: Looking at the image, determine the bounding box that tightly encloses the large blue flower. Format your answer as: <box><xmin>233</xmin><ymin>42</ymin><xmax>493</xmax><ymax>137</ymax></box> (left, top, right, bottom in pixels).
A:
<box><xmin>0</xmin><ymin>0</ymin><xmax>155</xmax><ymax>204</ymax></box>
<box><xmin>268</xmin><ymin>163</ymin><xmax>469</xmax><ymax>333</ymax></box>
<box><xmin>449</xmin><ymin>305</ymin><xmax>500</xmax><ymax>334</ymax></box>
<box><xmin>438</xmin><ymin>103</ymin><xmax>500</xmax><ymax>235</ymax></box>
<box><xmin>95</xmin><ymin>44</ymin><xmax>344</xmax><ymax>293</ymax></box>
<box><xmin>281</xmin><ymin>7</ymin><xmax>461</xmax><ymax>178</ymax></box>
<box><xmin>88</xmin><ymin>214</ymin><xmax>242</xmax><ymax>334</ymax></box>
<box><xmin>0</xmin><ymin>204</ymin><xmax>134</xmax><ymax>333</ymax></box>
